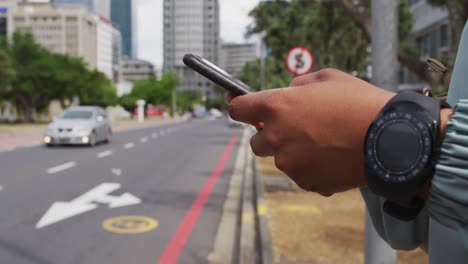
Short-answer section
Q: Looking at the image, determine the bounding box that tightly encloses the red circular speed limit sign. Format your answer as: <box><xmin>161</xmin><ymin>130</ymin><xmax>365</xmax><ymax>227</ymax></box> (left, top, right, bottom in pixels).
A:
<box><xmin>286</xmin><ymin>46</ymin><xmax>314</xmax><ymax>76</ymax></box>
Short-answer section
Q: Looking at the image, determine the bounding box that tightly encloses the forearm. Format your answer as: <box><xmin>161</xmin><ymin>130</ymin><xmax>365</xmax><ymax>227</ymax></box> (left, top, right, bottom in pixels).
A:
<box><xmin>428</xmin><ymin>100</ymin><xmax>468</xmax><ymax>229</ymax></box>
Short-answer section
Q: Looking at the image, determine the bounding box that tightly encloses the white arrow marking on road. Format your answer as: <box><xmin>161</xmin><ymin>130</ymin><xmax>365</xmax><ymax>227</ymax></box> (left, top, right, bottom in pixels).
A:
<box><xmin>47</xmin><ymin>162</ymin><xmax>76</xmax><ymax>174</ymax></box>
<box><xmin>97</xmin><ymin>150</ymin><xmax>113</xmax><ymax>158</ymax></box>
<box><xmin>111</xmin><ymin>168</ymin><xmax>122</xmax><ymax>176</ymax></box>
<box><xmin>36</xmin><ymin>182</ymin><xmax>141</xmax><ymax>229</ymax></box>
<box><xmin>124</xmin><ymin>142</ymin><xmax>134</xmax><ymax>149</ymax></box>
<box><xmin>140</xmin><ymin>137</ymin><xmax>148</xmax><ymax>143</ymax></box>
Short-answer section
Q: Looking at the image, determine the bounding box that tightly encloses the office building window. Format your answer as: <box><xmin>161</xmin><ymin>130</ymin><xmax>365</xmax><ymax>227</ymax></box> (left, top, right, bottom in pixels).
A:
<box><xmin>440</xmin><ymin>24</ymin><xmax>448</xmax><ymax>48</ymax></box>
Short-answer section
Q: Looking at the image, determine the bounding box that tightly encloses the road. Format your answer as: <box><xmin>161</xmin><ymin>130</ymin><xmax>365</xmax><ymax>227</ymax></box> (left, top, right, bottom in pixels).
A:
<box><xmin>0</xmin><ymin>119</ymin><xmax>243</xmax><ymax>264</ymax></box>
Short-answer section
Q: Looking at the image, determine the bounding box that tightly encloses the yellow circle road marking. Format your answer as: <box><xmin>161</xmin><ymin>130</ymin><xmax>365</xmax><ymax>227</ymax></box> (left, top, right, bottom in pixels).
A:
<box><xmin>102</xmin><ymin>216</ymin><xmax>159</xmax><ymax>234</ymax></box>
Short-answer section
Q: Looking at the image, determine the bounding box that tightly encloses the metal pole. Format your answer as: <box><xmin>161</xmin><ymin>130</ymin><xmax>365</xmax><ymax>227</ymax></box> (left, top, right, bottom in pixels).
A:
<box><xmin>172</xmin><ymin>89</ymin><xmax>177</xmax><ymax>117</ymax></box>
<box><xmin>260</xmin><ymin>38</ymin><xmax>265</xmax><ymax>91</ymax></box>
<box><xmin>365</xmin><ymin>0</ymin><xmax>398</xmax><ymax>263</ymax></box>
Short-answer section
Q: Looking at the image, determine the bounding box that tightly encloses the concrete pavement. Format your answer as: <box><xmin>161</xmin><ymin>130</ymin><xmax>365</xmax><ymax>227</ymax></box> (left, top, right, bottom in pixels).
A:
<box><xmin>0</xmin><ymin>119</ymin><xmax>243</xmax><ymax>264</ymax></box>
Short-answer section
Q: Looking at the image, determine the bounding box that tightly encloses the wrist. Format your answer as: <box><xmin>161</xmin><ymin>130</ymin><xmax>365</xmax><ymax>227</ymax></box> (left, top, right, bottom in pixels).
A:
<box><xmin>440</xmin><ymin>108</ymin><xmax>453</xmax><ymax>142</ymax></box>
<box><xmin>419</xmin><ymin>108</ymin><xmax>453</xmax><ymax>200</ymax></box>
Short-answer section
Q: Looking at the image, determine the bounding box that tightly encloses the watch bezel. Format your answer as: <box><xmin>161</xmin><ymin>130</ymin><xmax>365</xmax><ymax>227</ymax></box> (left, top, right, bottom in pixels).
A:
<box><xmin>365</xmin><ymin>103</ymin><xmax>435</xmax><ymax>184</ymax></box>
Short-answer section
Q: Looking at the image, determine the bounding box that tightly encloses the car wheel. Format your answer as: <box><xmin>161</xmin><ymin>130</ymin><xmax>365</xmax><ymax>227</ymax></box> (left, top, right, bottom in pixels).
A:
<box><xmin>89</xmin><ymin>132</ymin><xmax>97</xmax><ymax>147</ymax></box>
<box><xmin>104</xmin><ymin>129</ymin><xmax>112</xmax><ymax>143</ymax></box>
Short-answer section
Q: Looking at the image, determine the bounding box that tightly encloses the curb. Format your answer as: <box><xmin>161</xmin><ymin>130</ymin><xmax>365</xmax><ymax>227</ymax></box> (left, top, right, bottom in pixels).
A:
<box><xmin>209</xmin><ymin>128</ymin><xmax>249</xmax><ymax>264</ymax></box>
<box><xmin>253</xmin><ymin>156</ymin><xmax>274</xmax><ymax>264</ymax></box>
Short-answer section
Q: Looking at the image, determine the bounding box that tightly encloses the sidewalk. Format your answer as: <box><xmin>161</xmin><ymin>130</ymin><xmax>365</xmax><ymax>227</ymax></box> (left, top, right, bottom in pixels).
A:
<box><xmin>0</xmin><ymin>117</ymin><xmax>186</xmax><ymax>152</ymax></box>
<box><xmin>256</xmin><ymin>156</ymin><xmax>428</xmax><ymax>264</ymax></box>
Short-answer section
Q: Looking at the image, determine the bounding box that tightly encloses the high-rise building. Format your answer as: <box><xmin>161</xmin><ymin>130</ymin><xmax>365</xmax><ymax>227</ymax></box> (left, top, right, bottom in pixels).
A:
<box><xmin>112</xmin><ymin>25</ymin><xmax>122</xmax><ymax>83</ymax></box>
<box><xmin>219</xmin><ymin>43</ymin><xmax>258</xmax><ymax>77</ymax></box>
<box><xmin>111</xmin><ymin>0</ymin><xmax>135</xmax><ymax>58</ymax></box>
<box><xmin>163</xmin><ymin>0</ymin><xmax>220</xmax><ymax>97</ymax></box>
<box><xmin>9</xmin><ymin>2</ymin><xmax>98</xmax><ymax>68</ymax></box>
<box><xmin>53</xmin><ymin>0</ymin><xmax>110</xmax><ymax>18</ymax></box>
<box><xmin>96</xmin><ymin>15</ymin><xmax>113</xmax><ymax>80</ymax></box>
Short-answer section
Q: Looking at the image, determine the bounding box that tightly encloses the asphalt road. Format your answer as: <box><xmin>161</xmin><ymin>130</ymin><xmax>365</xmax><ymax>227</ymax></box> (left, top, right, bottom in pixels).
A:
<box><xmin>0</xmin><ymin>119</ymin><xmax>243</xmax><ymax>264</ymax></box>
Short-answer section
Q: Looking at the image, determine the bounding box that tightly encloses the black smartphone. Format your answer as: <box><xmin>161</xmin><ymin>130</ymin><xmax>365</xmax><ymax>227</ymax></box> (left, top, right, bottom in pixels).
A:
<box><xmin>183</xmin><ymin>54</ymin><xmax>253</xmax><ymax>96</ymax></box>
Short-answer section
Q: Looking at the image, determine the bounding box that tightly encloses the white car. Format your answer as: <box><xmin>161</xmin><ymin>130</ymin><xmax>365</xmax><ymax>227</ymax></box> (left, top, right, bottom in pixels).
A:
<box><xmin>44</xmin><ymin>106</ymin><xmax>112</xmax><ymax>147</ymax></box>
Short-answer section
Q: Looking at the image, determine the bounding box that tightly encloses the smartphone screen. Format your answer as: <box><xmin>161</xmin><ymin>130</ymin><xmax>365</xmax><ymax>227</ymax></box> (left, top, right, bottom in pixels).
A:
<box><xmin>183</xmin><ymin>54</ymin><xmax>253</xmax><ymax>96</ymax></box>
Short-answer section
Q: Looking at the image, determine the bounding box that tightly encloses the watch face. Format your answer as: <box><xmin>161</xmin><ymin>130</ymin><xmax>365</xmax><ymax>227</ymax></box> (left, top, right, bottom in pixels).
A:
<box><xmin>366</xmin><ymin>110</ymin><xmax>433</xmax><ymax>183</ymax></box>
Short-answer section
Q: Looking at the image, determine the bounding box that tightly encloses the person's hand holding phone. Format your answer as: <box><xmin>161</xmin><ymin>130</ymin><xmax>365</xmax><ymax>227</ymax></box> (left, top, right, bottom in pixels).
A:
<box><xmin>227</xmin><ymin>69</ymin><xmax>395</xmax><ymax>196</ymax></box>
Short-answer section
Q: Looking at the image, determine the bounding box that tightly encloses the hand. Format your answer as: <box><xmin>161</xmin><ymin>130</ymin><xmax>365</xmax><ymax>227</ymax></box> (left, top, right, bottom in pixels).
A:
<box><xmin>228</xmin><ymin>69</ymin><xmax>395</xmax><ymax>196</ymax></box>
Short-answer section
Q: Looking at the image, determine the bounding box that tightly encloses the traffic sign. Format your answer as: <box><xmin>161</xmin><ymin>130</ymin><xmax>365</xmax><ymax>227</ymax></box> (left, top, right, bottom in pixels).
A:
<box><xmin>286</xmin><ymin>46</ymin><xmax>314</xmax><ymax>76</ymax></box>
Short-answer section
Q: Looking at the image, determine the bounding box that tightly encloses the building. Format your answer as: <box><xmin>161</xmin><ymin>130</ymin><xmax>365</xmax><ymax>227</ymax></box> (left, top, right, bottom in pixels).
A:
<box><xmin>53</xmin><ymin>0</ymin><xmax>110</xmax><ymax>18</ymax></box>
<box><xmin>111</xmin><ymin>0</ymin><xmax>135</xmax><ymax>57</ymax></box>
<box><xmin>0</xmin><ymin>0</ymin><xmax>17</xmax><ymax>36</ymax></box>
<box><xmin>96</xmin><ymin>15</ymin><xmax>113</xmax><ymax>80</ymax></box>
<box><xmin>400</xmin><ymin>0</ymin><xmax>449</xmax><ymax>85</ymax></box>
<box><xmin>121</xmin><ymin>58</ymin><xmax>155</xmax><ymax>83</ymax></box>
<box><xmin>112</xmin><ymin>25</ymin><xmax>122</xmax><ymax>83</ymax></box>
<box><xmin>163</xmin><ymin>0</ymin><xmax>220</xmax><ymax>97</ymax></box>
<box><xmin>9</xmin><ymin>2</ymin><xmax>98</xmax><ymax>69</ymax></box>
<box><xmin>219</xmin><ymin>42</ymin><xmax>258</xmax><ymax>77</ymax></box>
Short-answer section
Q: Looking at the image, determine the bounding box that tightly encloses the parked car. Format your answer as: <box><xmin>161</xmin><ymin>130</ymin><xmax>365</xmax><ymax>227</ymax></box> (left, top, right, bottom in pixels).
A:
<box><xmin>44</xmin><ymin>106</ymin><xmax>112</xmax><ymax>147</ymax></box>
<box><xmin>210</xmin><ymin>108</ymin><xmax>223</xmax><ymax>119</ymax></box>
<box><xmin>133</xmin><ymin>105</ymin><xmax>164</xmax><ymax>117</ymax></box>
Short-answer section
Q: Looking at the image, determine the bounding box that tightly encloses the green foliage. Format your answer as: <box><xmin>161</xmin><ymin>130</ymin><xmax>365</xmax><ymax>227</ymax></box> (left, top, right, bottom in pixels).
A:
<box><xmin>205</xmin><ymin>97</ymin><xmax>228</xmax><ymax>111</ymax></box>
<box><xmin>0</xmin><ymin>32</ymin><xmax>118</xmax><ymax>122</ymax></box>
<box><xmin>243</xmin><ymin>0</ymin><xmax>417</xmax><ymax>87</ymax></box>
<box><xmin>176</xmin><ymin>90</ymin><xmax>202</xmax><ymax>113</ymax></box>
<box><xmin>240</xmin><ymin>58</ymin><xmax>291</xmax><ymax>91</ymax></box>
<box><xmin>118</xmin><ymin>71</ymin><xmax>180</xmax><ymax>113</ymax></box>
<box><xmin>248</xmin><ymin>0</ymin><xmax>368</xmax><ymax>71</ymax></box>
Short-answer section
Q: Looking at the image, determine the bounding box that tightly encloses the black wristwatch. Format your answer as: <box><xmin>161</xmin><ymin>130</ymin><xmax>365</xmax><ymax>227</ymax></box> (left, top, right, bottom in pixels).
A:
<box><xmin>364</xmin><ymin>91</ymin><xmax>450</xmax><ymax>221</ymax></box>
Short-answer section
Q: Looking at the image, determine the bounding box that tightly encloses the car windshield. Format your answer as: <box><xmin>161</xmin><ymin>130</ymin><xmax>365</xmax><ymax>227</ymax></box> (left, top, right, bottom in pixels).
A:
<box><xmin>60</xmin><ymin>110</ymin><xmax>93</xmax><ymax>120</ymax></box>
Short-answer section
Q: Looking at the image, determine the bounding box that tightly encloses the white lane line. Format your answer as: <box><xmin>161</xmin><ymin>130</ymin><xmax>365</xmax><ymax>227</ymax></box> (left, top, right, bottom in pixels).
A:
<box><xmin>111</xmin><ymin>168</ymin><xmax>122</xmax><ymax>176</ymax></box>
<box><xmin>47</xmin><ymin>162</ymin><xmax>76</xmax><ymax>174</ymax></box>
<box><xmin>160</xmin><ymin>131</ymin><xmax>165</xmax><ymax>136</ymax></box>
<box><xmin>152</xmin><ymin>133</ymin><xmax>158</xmax><ymax>139</ymax></box>
<box><xmin>0</xmin><ymin>185</ymin><xmax>3</xmax><ymax>191</ymax></box>
<box><xmin>124</xmin><ymin>142</ymin><xmax>135</xmax><ymax>149</ymax></box>
<box><xmin>97</xmin><ymin>150</ymin><xmax>113</xmax><ymax>158</ymax></box>
<box><xmin>140</xmin><ymin>137</ymin><xmax>148</xmax><ymax>143</ymax></box>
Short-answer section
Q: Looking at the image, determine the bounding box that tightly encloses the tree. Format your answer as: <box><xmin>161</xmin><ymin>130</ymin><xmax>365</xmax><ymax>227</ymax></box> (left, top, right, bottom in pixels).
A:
<box><xmin>336</xmin><ymin>0</ymin><xmax>468</xmax><ymax>84</ymax></box>
<box><xmin>9</xmin><ymin>32</ymin><xmax>56</xmax><ymax>121</ymax></box>
<box><xmin>0</xmin><ymin>32</ymin><xmax>119</xmax><ymax>122</ymax></box>
<box><xmin>247</xmin><ymin>0</ymin><xmax>450</xmax><ymax>86</ymax></box>
<box><xmin>118</xmin><ymin>72</ymin><xmax>180</xmax><ymax>113</ymax></box>
<box><xmin>240</xmin><ymin>57</ymin><xmax>291</xmax><ymax>91</ymax></box>
<box><xmin>78</xmin><ymin>70</ymin><xmax>117</xmax><ymax>107</ymax></box>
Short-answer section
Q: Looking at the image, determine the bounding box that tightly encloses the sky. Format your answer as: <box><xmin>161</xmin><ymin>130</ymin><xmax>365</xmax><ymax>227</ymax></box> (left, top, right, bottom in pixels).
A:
<box><xmin>136</xmin><ymin>0</ymin><xmax>261</xmax><ymax>70</ymax></box>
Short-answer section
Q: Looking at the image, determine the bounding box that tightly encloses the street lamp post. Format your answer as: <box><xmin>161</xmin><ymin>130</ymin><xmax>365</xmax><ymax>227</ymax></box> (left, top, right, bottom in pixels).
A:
<box><xmin>365</xmin><ymin>0</ymin><xmax>399</xmax><ymax>263</ymax></box>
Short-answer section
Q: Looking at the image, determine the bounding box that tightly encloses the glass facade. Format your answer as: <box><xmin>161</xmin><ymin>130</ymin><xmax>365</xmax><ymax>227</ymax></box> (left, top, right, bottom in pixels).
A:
<box><xmin>111</xmin><ymin>0</ymin><xmax>133</xmax><ymax>58</ymax></box>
